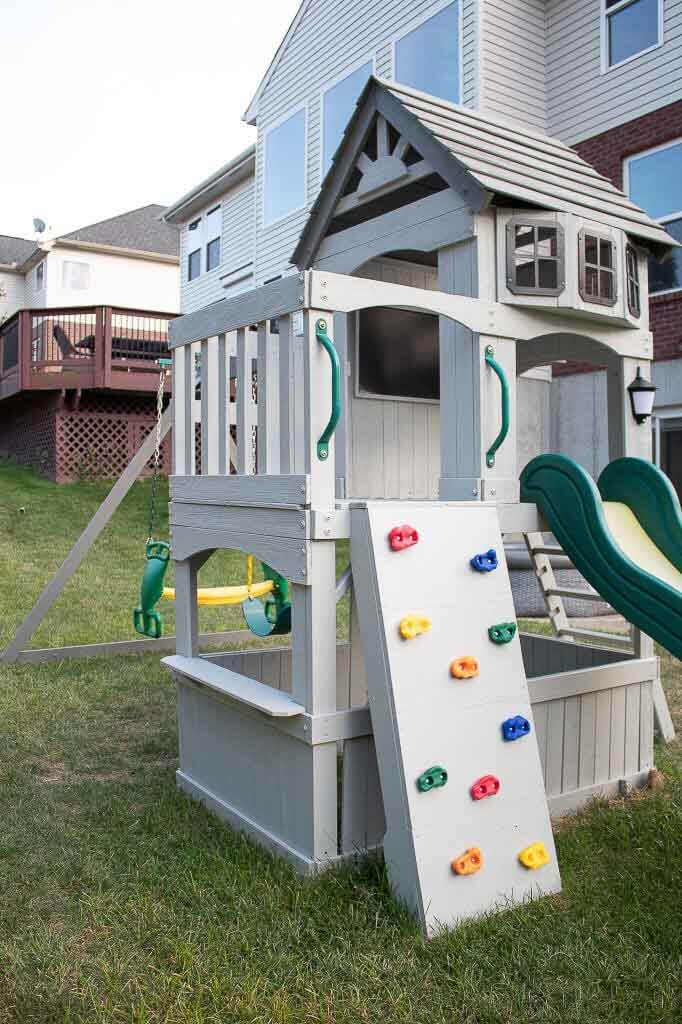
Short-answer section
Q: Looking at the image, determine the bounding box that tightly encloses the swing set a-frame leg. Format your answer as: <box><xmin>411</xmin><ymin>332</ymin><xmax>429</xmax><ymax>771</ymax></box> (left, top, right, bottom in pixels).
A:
<box><xmin>1</xmin><ymin>405</ymin><xmax>173</xmax><ymax>665</ymax></box>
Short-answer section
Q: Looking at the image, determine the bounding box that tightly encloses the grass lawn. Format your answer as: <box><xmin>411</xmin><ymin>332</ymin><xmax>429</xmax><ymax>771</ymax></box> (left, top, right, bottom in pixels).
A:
<box><xmin>0</xmin><ymin>461</ymin><xmax>681</xmax><ymax>1023</ymax></box>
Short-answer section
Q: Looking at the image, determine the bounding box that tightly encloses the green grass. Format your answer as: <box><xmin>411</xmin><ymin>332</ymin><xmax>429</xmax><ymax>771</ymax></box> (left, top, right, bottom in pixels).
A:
<box><xmin>0</xmin><ymin>461</ymin><xmax>681</xmax><ymax>1022</ymax></box>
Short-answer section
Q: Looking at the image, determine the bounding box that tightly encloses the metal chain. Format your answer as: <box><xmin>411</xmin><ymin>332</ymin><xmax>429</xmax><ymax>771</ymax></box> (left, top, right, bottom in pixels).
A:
<box><xmin>147</xmin><ymin>365</ymin><xmax>168</xmax><ymax>542</ymax></box>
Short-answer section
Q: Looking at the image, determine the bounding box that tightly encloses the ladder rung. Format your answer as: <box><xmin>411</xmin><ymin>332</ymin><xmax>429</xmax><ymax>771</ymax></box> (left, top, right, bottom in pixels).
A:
<box><xmin>558</xmin><ymin>626</ymin><xmax>631</xmax><ymax>645</ymax></box>
<box><xmin>529</xmin><ymin>545</ymin><xmax>564</xmax><ymax>556</ymax></box>
<box><xmin>546</xmin><ymin>587</ymin><xmax>602</xmax><ymax>601</ymax></box>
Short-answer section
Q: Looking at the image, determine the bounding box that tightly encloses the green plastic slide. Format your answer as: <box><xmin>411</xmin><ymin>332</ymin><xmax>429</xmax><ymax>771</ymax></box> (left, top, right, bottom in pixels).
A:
<box><xmin>520</xmin><ymin>454</ymin><xmax>682</xmax><ymax>659</ymax></box>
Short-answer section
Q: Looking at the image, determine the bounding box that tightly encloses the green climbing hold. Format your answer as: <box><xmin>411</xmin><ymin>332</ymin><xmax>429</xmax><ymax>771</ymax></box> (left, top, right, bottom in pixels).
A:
<box><xmin>417</xmin><ymin>765</ymin><xmax>448</xmax><ymax>793</ymax></box>
<box><xmin>488</xmin><ymin>621</ymin><xmax>517</xmax><ymax>645</ymax></box>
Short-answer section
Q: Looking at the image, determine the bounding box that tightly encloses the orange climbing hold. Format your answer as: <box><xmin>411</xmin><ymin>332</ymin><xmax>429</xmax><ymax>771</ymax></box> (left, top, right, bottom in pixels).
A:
<box><xmin>518</xmin><ymin>841</ymin><xmax>550</xmax><ymax>870</ymax></box>
<box><xmin>399</xmin><ymin>615</ymin><xmax>432</xmax><ymax>640</ymax></box>
<box><xmin>450</xmin><ymin>656</ymin><xmax>480</xmax><ymax>679</ymax></box>
<box><xmin>451</xmin><ymin>847</ymin><xmax>483</xmax><ymax>876</ymax></box>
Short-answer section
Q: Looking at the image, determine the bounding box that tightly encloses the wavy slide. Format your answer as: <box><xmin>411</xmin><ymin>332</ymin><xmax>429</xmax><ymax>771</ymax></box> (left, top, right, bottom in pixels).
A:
<box><xmin>520</xmin><ymin>455</ymin><xmax>682</xmax><ymax>659</ymax></box>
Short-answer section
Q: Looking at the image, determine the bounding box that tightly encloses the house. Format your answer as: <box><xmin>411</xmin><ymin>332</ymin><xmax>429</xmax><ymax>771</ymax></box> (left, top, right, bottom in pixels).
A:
<box><xmin>163</xmin><ymin>0</ymin><xmax>681</xmax><ymax>490</ymax></box>
<box><xmin>0</xmin><ymin>205</ymin><xmax>180</xmax><ymax>482</ymax></box>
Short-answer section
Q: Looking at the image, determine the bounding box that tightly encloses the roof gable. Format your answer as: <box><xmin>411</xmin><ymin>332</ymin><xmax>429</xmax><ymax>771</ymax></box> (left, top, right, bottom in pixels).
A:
<box><xmin>243</xmin><ymin>0</ymin><xmax>312</xmax><ymax>124</ymax></box>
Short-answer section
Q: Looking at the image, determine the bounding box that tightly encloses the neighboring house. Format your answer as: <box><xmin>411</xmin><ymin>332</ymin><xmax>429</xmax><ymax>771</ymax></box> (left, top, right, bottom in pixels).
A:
<box><xmin>0</xmin><ymin>205</ymin><xmax>180</xmax><ymax>481</ymax></box>
<box><xmin>164</xmin><ymin>0</ymin><xmax>681</xmax><ymax>486</ymax></box>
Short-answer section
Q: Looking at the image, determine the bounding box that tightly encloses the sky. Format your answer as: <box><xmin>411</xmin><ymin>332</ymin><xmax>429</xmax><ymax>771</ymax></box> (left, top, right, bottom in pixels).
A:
<box><xmin>1</xmin><ymin>0</ymin><xmax>301</xmax><ymax>240</ymax></box>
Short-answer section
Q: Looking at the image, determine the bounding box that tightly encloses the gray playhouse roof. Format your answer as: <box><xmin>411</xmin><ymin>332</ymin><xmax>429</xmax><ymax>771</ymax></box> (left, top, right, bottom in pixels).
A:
<box><xmin>294</xmin><ymin>77</ymin><xmax>674</xmax><ymax>267</ymax></box>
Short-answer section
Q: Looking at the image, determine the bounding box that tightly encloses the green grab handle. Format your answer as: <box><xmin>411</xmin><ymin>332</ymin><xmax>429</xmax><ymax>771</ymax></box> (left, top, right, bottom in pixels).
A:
<box><xmin>315</xmin><ymin>318</ymin><xmax>341</xmax><ymax>461</ymax></box>
<box><xmin>484</xmin><ymin>345</ymin><xmax>510</xmax><ymax>468</ymax></box>
<box><xmin>133</xmin><ymin>540</ymin><xmax>171</xmax><ymax>639</ymax></box>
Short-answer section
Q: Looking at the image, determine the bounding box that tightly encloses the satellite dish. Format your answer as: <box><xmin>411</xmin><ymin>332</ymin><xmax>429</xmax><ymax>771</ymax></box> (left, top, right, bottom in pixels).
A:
<box><xmin>33</xmin><ymin>218</ymin><xmax>46</xmax><ymax>234</ymax></box>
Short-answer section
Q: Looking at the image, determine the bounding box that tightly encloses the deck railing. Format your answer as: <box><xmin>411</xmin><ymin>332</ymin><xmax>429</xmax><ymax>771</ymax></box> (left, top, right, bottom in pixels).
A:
<box><xmin>0</xmin><ymin>305</ymin><xmax>176</xmax><ymax>397</ymax></box>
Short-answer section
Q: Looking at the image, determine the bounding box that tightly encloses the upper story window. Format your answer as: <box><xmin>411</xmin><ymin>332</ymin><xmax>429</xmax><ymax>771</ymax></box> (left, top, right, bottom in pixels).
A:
<box><xmin>625</xmin><ymin>140</ymin><xmax>682</xmax><ymax>294</ymax></box>
<box><xmin>603</xmin><ymin>0</ymin><xmax>662</xmax><ymax>70</ymax></box>
<box><xmin>62</xmin><ymin>260</ymin><xmax>90</xmax><ymax>290</ymax></box>
<box><xmin>394</xmin><ymin>2</ymin><xmax>460</xmax><ymax>104</ymax></box>
<box><xmin>626</xmin><ymin>245</ymin><xmax>641</xmax><ymax>316</ymax></box>
<box><xmin>35</xmin><ymin>261</ymin><xmax>45</xmax><ymax>290</ymax></box>
<box><xmin>506</xmin><ymin>220</ymin><xmax>565</xmax><ymax>296</ymax></box>
<box><xmin>187</xmin><ymin>218</ymin><xmax>201</xmax><ymax>281</ymax></box>
<box><xmin>263</xmin><ymin>108</ymin><xmax>306</xmax><ymax>225</ymax></box>
<box><xmin>205</xmin><ymin>206</ymin><xmax>221</xmax><ymax>272</ymax></box>
<box><xmin>579</xmin><ymin>230</ymin><xmax>617</xmax><ymax>305</ymax></box>
<box><xmin>322</xmin><ymin>61</ymin><xmax>372</xmax><ymax>175</ymax></box>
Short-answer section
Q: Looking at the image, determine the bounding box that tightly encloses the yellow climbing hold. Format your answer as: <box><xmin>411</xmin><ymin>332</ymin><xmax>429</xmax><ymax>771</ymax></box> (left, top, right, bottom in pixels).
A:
<box><xmin>518</xmin><ymin>841</ymin><xmax>550</xmax><ymax>870</ymax></box>
<box><xmin>399</xmin><ymin>614</ymin><xmax>432</xmax><ymax>640</ymax></box>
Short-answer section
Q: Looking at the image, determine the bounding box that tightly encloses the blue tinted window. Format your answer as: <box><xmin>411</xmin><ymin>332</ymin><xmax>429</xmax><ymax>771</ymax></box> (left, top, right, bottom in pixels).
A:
<box><xmin>628</xmin><ymin>143</ymin><xmax>682</xmax><ymax>220</ymax></box>
<box><xmin>188</xmin><ymin>249</ymin><xmax>200</xmax><ymax>281</ymax></box>
<box><xmin>395</xmin><ymin>3</ymin><xmax>459</xmax><ymax>104</ymax></box>
<box><xmin>323</xmin><ymin>62</ymin><xmax>372</xmax><ymax>173</ymax></box>
<box><xmin>607</xmin><ymin>0</ymin><xmax>659</xmax><ymax>67</ymax></box>
<box><xmin>264</xmin><ymin>109</ymin><xmax>306</xmax><ymax>225</ymax></box>
<box><xmin>649</xmin><ymin>219</ymin><xmax>682</xmax><ymax>293</ymax></box>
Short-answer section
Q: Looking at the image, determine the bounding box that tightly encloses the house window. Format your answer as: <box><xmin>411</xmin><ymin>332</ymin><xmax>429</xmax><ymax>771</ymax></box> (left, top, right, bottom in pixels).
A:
<box><xmin>357</xmin><ymin>307</ymin><xmax>439</xmax><ymax>401</ymax></box>
<box><xmin>579</xmin><ymin>230</ymin><xmax>617</xmax><ymax>305</ymax></box>
<box><xmin>188</xmin><ymin>248</ymin><xmax>201</xmax><ymax>281</ymax></box>
<box><xmin>626</xmin><ymin>245</ymin><xmax>641</xmax><ymax>317</ymax></box>
<box><xmin>263</xmin><ymin>108</ymin><xmax>306</xmax><ymax>225</ymax></box>
<box><xmin>322</xmin><ymin>61</ymin><xmax>372</xmax><ymax>174</ymax></box>
<box><xmin>187</xmin><ymin>217</ymin><xmax>201</xmax><ymax>281</ymax></box>
<box><xmin>506</xmin><ymin>220</ymin><xmax>565</xmax><ymax>296</ymax></box>
<box><xmin>603</xmin><ymin>0</ymin><xmax>661</xmax><ymax>69</ymax></box>
<box><xmin>395</xmin><ymin>2</ymin><xmax>460</xmax><ymax>104</ymax></box>
<box><xmin>35</xmin><ymin>261</ymin><xmax>45</xmax><ymax>290</ymax></box>
<box><xmin>62</xmin><ymin>260</ymin><xmax>90</xmax><ymax>290</ymax></box>
<box><xmin>205</xmin><ymin>206</ymin><xmax>221</xmax><ymax>271</ymax></box>
<box><xmin>626</xmin><ymin>140</ymin><xmax>682</xmax><ymax>294</ymax></box>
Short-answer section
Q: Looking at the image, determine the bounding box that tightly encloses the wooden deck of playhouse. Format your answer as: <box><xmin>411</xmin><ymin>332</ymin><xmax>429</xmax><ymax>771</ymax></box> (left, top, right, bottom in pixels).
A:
<box><xmin>164</xmin><ymin>269</ymin><xmax>661</xmax><ymax>873</ymax></box>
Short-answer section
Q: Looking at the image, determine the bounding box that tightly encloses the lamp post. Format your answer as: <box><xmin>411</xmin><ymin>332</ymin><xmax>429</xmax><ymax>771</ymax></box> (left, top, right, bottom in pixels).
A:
<box><xmin>627</xmin><ymin>366</ymin><xmax>657</xmax><ymax>425</ymax></box>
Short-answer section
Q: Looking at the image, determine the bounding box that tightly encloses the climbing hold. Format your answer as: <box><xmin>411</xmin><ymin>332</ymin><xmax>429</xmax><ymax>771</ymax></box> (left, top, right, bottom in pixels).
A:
<box><xmin>399</xmin><ymin>615</ymin><xmax>432</xmax><ymax>640</ymax></box>
<box><xmin>451</xmin><ymin>847</ymin><xmax>483</xmax><ymax>876</ymax></box>
<box><xmin>388</xmin><ymin>524</ymin><xmax>419</xmax><ymax>551</ymax></box>
<box><xmin>470</xmin><ymin>549</ymin><xmax>498</xmax><ymax>573</ymax></box>
<box><xmin>502</xmin><ymin>715</ymin><xmax>531</xmax><ymax>742</ymax></box>
<box><xmin>518</xmin><ymin>841</ymin><xmax>550</xmax><ymax>870</ymax></box>
<box><xmin>470</xmin><ymin>774</ymin><xmax>500</xmax><ymax>801</ymax></box>
<box><xmin>417</xmin><ymin>765</ymin><xmax>448</xmax><ymax>793</ymax></box>
<box><xmin>488</xmin><ymin>622</ymin><xmax>517</xmax><ymax>645</ymax></box>
<box><xmin>450</xmin><ymin>656</ymin><xmax>480</xmax><ymax>680</ymax></box>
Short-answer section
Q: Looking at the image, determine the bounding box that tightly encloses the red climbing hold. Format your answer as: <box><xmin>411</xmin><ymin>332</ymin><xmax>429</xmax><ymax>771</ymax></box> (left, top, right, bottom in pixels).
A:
<box><xmin>388</xmin><ymin>524</ymin><xmax>419</xmax><ymax>551</ymax></box>
<box><xmin>470</xmin><ymin>774</ymin><xmax>500</xmax><ymax>801</ymax></box>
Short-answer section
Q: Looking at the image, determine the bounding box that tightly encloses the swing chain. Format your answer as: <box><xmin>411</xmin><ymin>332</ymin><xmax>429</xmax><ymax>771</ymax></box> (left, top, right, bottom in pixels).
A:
<box><xmin>148</xmin><ymin>363</ymin><xmax>169</xmax><ymax>543</ymax></box>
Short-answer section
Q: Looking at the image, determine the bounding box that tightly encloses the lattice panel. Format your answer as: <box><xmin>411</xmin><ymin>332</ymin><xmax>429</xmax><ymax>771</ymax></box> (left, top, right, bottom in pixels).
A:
<box><xmin>56</xmin><ymin>406</ymin><xmax>171</xmax><ymax>483</ymax></box>
<box><xmin>0</xmin><ymin>396</ymin><xmax>57</xmax><ymax>478</ymax></box>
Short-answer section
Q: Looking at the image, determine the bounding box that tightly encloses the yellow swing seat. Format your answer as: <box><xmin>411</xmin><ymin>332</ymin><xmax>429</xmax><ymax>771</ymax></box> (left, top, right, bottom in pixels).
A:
<box><xmin>163</xmin><ymin>579</ymin><xmax>274</xmax><ymax>607</ymax></box>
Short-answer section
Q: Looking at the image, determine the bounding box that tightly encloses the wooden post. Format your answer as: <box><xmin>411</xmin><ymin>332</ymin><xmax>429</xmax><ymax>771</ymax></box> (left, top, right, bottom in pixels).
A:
<box><xmin>174</xmin><ymin>556</ymin><xmax>201</xmax><ymax>657</ymax></box>
<box><xmin>19</xmin><ymin>310</ymin><xmax>31</xmax><ymax>390</ymax></box>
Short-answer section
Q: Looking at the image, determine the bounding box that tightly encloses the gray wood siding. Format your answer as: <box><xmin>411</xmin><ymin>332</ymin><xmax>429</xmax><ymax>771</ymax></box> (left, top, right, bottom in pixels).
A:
<box><xmin>547</xmin><ymin>0</ymin><xmax>682</xmax><ymax>144</ymax></box>
<box><xmin>180</xmin><ymin>176</ymin><xmax>256</xmax><ymax>315</ymax></box>
<box><xmin>254</xmin><ymin>0</ymin><xmax>480</xmax><ymax>284</ymax></box>
<box><xmin>480</xmin><ymin>0</ymin><xmax>547</xmax><ymax>131</ymax></box>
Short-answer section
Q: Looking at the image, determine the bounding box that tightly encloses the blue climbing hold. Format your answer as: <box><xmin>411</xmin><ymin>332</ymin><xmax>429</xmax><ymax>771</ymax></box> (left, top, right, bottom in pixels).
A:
<box><xmin>502</xmin><ymin>715</ymin><xmax>531</xmax><ymax>742</ymax></box>
<box><xmin>470</xmin><ymin>549</ymin><xmax>498</xmax><ymax>573</ymax></box>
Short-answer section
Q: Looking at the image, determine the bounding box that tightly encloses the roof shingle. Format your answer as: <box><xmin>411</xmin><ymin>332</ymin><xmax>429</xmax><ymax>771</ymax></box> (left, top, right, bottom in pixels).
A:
<box><xmin>60</xmin><ymin>204</ymin><xmax>179</xmax><ymax>257</ymax></box>
<box><xmin>0</xmin><ymin>234</ymin><xmax>36</xmax><ymax>267</ymax></box>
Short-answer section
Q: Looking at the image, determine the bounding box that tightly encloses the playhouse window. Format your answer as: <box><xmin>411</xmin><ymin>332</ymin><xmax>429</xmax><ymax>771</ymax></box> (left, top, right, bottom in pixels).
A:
<box><xmin>626</xmin><ymin>140</ymin><xmax>682</xmax><ymax>294</ymax></box>
<box><xmin>322</xmin><ymin>61</ymin><xmax>372</xmax><ymax>174</ymax></box>
<box><xmin>263</xmin><ymin>109</ymin><xmax>306</xmax><ymax>225</ymax></box>
<box><xmin>579</xmin><ymin>231</ymin><xmax>617</xmax><ymax>305</ymax></box>
<box><xmin>357</xmin><ymin>306</ymin><xmax>439</xmax><ymax>401</ymax></box>
<box><xmin>603</xmin><ymin>0</ymin><xmax>661</xmax><ymax>70</ymax></box>
<box><xmin>394</xmin><ymin>2</ymin><xmax>460</xmax><ymax>104</ymax></box>
<box><xmin>506</xmin><ymin>221</ymin><xmax>564</xmax><ymax>296</ymax></box>
<box><xmin>626</xmin><ymin>245</ymin><xmax>641</xmax><ymax>317</ymax></box>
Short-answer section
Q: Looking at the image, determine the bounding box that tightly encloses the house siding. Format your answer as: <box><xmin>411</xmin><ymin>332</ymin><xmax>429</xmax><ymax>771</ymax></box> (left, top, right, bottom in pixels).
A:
<box><xmin>254</xmin><ymin>0</ymin><xmax>480</xmax><ymax>284</ymax></box>
<box><xmin>0</xmin><ymin>271</ymin><xmax>27</xmax><ymax>321</ymax></box>
<box><xmin>547</xmin><ymin>0</ymin><xmax>682</xmax><ymax>145</ymax></box>
<box><xmin>479</xmin><ymin>0</ymin><xmax>547</xmax><ymax>131</ymax></box>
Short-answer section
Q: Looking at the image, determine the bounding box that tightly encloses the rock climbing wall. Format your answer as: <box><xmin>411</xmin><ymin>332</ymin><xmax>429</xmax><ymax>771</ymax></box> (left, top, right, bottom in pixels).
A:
<box><xmin>350</xmin><ymin>501</ymin><xmax>561</xmax><ymax>936</ymax></box>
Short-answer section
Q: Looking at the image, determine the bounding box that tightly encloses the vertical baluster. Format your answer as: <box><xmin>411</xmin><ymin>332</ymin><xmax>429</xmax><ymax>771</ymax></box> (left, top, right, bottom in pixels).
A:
<box><xmin>236</xmin><ymin>327</ymin><xmax>251</xmax><ymax>474</ymax></box>
<box><xmin>201</xmin><ymin>336</ymin><xmax>220</xmax><ymax>475</ymax></box>
<box><xmin>217</xmin><ymin>333</ymin><xmax>228</xmax><ymax>475</ymax></box>
<box><xmin>257</xmin><ymin>321</ymin><xmax>280</xmax><ymax>475</ymax></box>
<box><xmin>173</xmin><ymin>346</ymin><xmax>186</xmax><ymax>475</ymax></box>
<box><xmin>279</xmin><ymin>315</ymin><xmax>294</xmax><ymax>473</ymax></box>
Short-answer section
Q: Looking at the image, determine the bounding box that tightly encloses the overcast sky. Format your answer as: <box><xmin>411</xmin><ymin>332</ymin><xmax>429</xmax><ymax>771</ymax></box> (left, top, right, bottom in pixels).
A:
<box><xmin>1</xmin><ymin>0</ymin><xmax>300</xmax><ymax>240</ymax></box>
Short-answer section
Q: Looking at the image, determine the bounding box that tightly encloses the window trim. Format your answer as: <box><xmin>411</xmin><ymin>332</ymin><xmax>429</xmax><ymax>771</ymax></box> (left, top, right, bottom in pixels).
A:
<box><xmin>600</xmin><ymin>0</ymin><xmax>663</xmax><ymax>74</ymax></box>
<box><xmin>353</xmin><ymin>309</ymin><xmax>439</xmax><ymax>406</ymax></box>
<box><xmin>623</xmin><ymin>137</ymin><xmax>682</xmax><ymax>297</ymax></box>
<box><xmin>319</xmin><ymin>54</ymin><xmax>375</xmax><ymax>180</ymax></box>
<box><xmin>578</xmin><ymin>228</ymin><xmax>618</xmax><ymax>306</ymax></box>
<box><xmin>205</xmin><ymin>205</ymin><xmax>221</xmax><ymax>272</ymax></box>
<box><xmin>390</xmin><ymin>0</ymin><xmax>463</xmax><ymax>106</ymax></box>
<box><xmin>505</xmin><ymin>218</ymin><xmax>565</xmax><ymax>297</ymax></box>
<box><xmin>35</xmin><ymin>261</ymin><xmax>45</xmax><ymax>290</ymax></box>
<box><xmin>262</xmin><ymin>103</ymin><xmax>308</xmax><ymax>229</ymax></box>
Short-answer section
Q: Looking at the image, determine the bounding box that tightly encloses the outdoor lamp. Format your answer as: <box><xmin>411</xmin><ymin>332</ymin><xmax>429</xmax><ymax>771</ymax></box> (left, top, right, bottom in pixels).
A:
<box><xmin>627</xmin><ymin>366</ymin><xmax>657</xmax><ymax>424</ymax></box>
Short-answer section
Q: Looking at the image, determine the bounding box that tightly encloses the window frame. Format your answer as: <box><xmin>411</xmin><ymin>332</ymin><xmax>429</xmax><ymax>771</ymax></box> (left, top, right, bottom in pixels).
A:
<box><xmin>578</xmin><ymin>228</ymin><xmax>618</xmax><ymax>307</ymax></box>
<box><xmin>320</xmin><ymin>55</ymin><xmax>375</xmax><ymax>180</ymax></box>
<box><xmin>262</xmin><ymin>104</ymin><xmax>308</xmax><ymax>228</ymax></box>
<box><xmin>187</xmin><ymin>247</ymin><xmax>201</xmax><ymax>282</ymax></box>
<box><xmin>205</xmin><ymin>205</ymin><xmax>221</xmax><ymax>272</ymax></box>
<box><xmin>391</xmin><ymin>0</ymin><xmax>463</xmax><ymax>106</ymax></box>
<box><xmin>626</xmin><ymin>244</ymin><xmax>641</xmax><ymax>317</ymax></box>
<box><xmin>505</xmin><ymin>218</ymin><xmax>566</xmax><ymax>297</ymax></box>
<box><xmin>61</xmin><ymin>259</ymin><xmax>90</xmax><ymax>291</ymax></box>
<box><xmin>35</xmin><ymin>260</ymin><xmax>45</xmax><ymax>290</ymax></box>
<box><xmin>353</xmin><ymin>308</ymin><xmax>440</xmax><ymax>406</ymax></box>
<box><xmin>623</xmin><ymin>137</ymin><xmax>682</xmax><ymax>297</ymax></box>
<box><xmin>600</xmin><ymin>0</ymin><xmax>663</xmax><ymax>74</ymax></box>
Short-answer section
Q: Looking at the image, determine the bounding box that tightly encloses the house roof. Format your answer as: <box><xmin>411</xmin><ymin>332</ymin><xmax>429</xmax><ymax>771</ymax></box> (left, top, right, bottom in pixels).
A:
<box><xmin>243</xmin><ymin>0</ymin><xmax>310</xmax><ymax>124</ymax></box>
<box><xmin>0</xmin><ymin>234</ymin><xmax>36</xmax><ymax>267</ymax></box>
<box><xmin>163</xmin><ymin>146</ymin><xmax>256</xmax><ymax>224</ymax></box>
<box><xmin>294</xmin><ymin>77</ymin><xmax>675</xmax><ymax>267</ymax></box>
<box><xmin>59</xmin><ymin>204</ymin><xmax>179</xmax><ymax>257</ymax></box>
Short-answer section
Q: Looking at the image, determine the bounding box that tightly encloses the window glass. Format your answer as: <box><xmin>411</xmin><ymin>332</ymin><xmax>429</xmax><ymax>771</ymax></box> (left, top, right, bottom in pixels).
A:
<box><xmin>580</xmin><ymin>232</ymin><xmax>617</xmax><ymax>305</ymax></box>
<box><xmin>35</xmin><ymin>261</ymin><xmax>45</xmax><ymax>289</ymax></box>
<box><xmin>626</xmin><ymin>245</ymin><xmax>641</xmax><ymax>316</ymax></box>
<box><xmin>264</xmin><ymin>109</ymin><xmax>306</xmax><ymax>224</ymax></box>
<box><xmin>62</xmin><ymin>260</ymin><xmax>90</xmax><ymax>290</ymax></box>
<box><xmin>395</xmin><ymin>2</ymin><xmax>460</xmax><ymax>104</ymax></box>
<box><xmin>649</xmin><ymin>218</ymin><xmax>682</xmax><ymax>292</ymax></box>
<box><xmin>607</xmin><ymin>0</ymin><xmax>659</xmax><ymax>67</ymax></box>
<box><xmin>508</xmin><ymin>222</ymin><xmax>563</xmax><ymax>295</ymax></box>
<box><xmin>627</xmin><ymin>142</ymin><xmax>682</xmax><ymax>294</ymax></box>
<box><xmin>206</xmin><ymin>238</ymin><xmax>220</xmax><ymax>272</ymax></box>
<box><xmin>188</xmin><ymin>249</ymin><xmax>200</xmax><ymax>281</ymax></box>
<box><xmin>323</xmin><ymin>62</ymin><xmax>372</xmax><ymax>173</ymax></box>
<box><xmin>358</xmin><ymin>307</ymin><xmax>439</xmax><ymax>400</ymax></box>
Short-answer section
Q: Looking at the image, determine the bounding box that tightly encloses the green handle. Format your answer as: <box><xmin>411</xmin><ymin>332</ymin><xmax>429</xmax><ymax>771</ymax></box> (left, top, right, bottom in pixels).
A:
<box><xmin>315</xmin><ymin>318</ymin><xmax>341</xmax><ymax>461</ymax></box>
<box><xmin>484</xmin><ymin>345</ymin><xmax>509</xmax><ymax>468</ymax></box>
